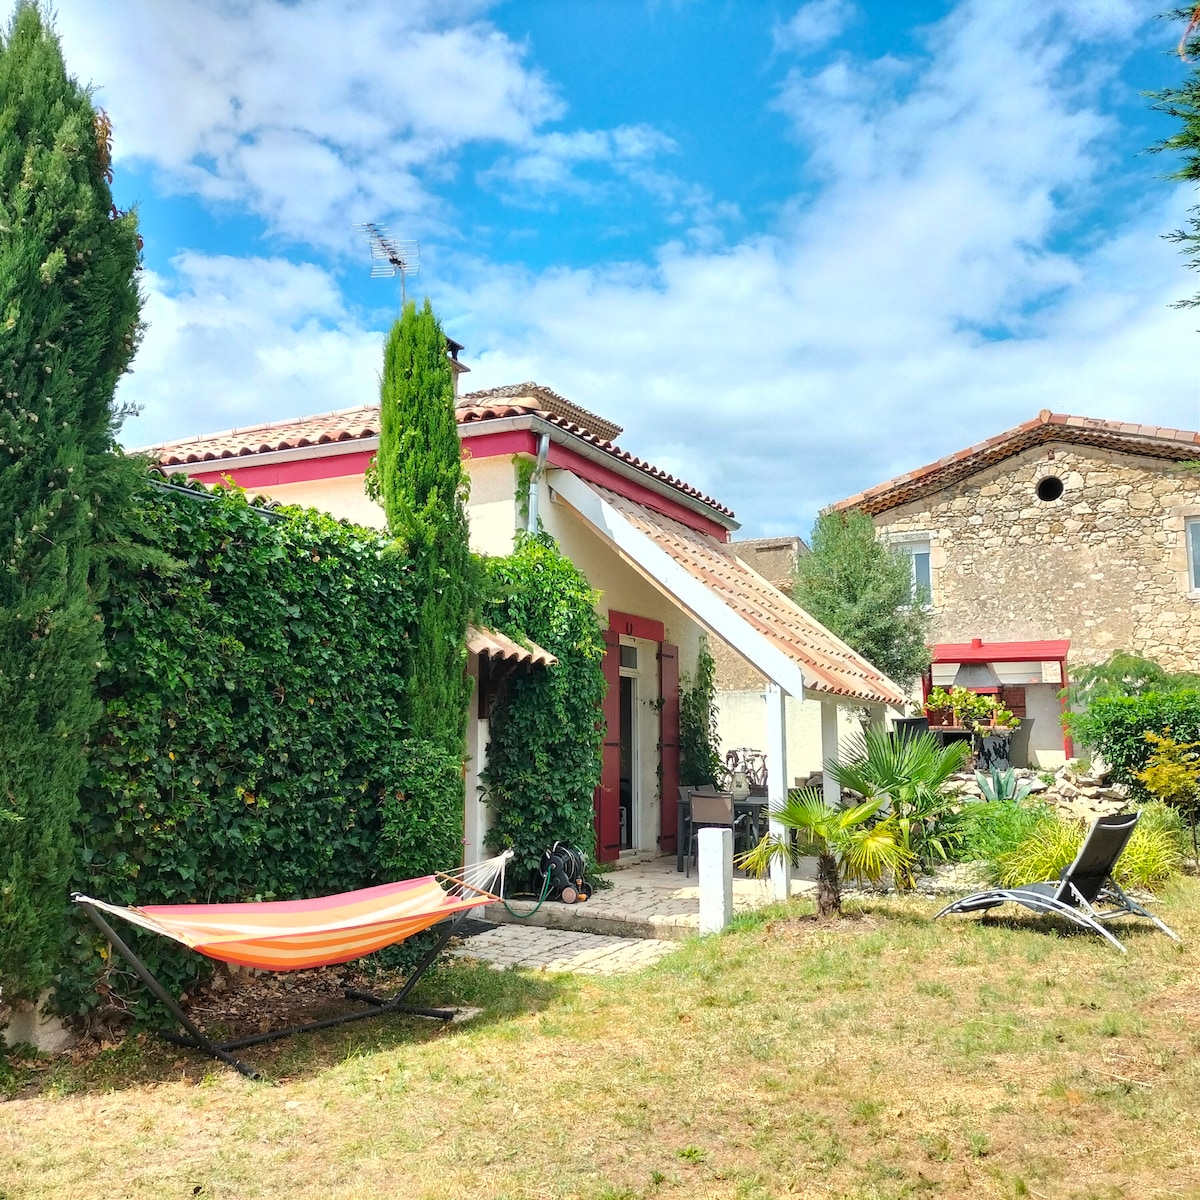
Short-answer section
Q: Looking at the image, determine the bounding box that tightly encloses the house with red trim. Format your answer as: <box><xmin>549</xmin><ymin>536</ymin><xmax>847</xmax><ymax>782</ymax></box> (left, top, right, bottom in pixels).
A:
<box><xmin>833</xmin><ymin>410</ymin><xmax>1200</xmax><ymax>767</ymax></box>
<box><xmin>144</xmin><ymin>381</ymin><xmax>905</xmax><ymax>894</ymax></box>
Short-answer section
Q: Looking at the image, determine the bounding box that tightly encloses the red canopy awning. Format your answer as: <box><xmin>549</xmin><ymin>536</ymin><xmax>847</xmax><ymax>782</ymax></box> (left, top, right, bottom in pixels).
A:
<box><xmin>931</xmin><ymin>638</ymin><xmax>1069</xmax><ymax>664</ymax></box>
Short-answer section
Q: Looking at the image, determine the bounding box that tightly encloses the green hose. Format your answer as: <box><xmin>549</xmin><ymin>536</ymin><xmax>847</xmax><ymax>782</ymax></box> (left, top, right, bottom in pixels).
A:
<box><xmin>501</xmin><ymin>869</ymin><xmax>553</xmax><ymax>918</ymax></box>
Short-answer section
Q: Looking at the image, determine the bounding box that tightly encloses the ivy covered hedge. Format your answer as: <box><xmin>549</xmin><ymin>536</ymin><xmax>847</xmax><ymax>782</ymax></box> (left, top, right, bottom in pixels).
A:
<box><xmin>1071</xmin><ymin>691</ymin><xmax>1200</xmax><ymax>799</ymax></box>
<box><xmin>480</xmin><ymin>534</ymin><xmax>606</xmax><ymax>886</ymax></box>
<box><xmin>61</xmin><ymin>484</ymin><xmax>461</xmax><ymax>1018</ymax></box>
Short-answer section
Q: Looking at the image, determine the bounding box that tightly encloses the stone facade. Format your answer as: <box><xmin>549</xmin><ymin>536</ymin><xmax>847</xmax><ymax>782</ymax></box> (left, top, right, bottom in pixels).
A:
<box><xmin>872</xmin><ymin>442</ymin><xmax>1200</xmax><ymax>671</ymax></box>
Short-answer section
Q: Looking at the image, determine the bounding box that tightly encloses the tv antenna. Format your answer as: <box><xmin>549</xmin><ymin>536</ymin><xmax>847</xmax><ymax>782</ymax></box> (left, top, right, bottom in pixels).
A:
<box><xmin>355</xmin><ymin>222</ymin><xmax>419</xmax><ymax>306</ymax></box>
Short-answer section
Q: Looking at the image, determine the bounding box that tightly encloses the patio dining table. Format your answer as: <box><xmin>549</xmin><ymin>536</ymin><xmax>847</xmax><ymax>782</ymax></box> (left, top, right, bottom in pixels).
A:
<box><xmin>675</xmin><ymin>793</ymin><xmax>770</xmax><ymax>873</ymax></box>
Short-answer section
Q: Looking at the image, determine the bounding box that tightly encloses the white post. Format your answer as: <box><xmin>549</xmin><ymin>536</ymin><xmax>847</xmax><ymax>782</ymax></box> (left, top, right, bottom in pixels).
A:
<box><xmin>698</xmin><ymin>827</ymin><xmax>734</xmax><ymax>934</ymax></box>
<box><xmin>766</xmin><ymin>682</ymin><xmax>791</xmax><ymax>902</ymax></box>
<box><xmin>821</xmin><ymin>700</ymin><xmax>840</xmax><ymax>809</ymax></box>
<box><xmin>463</xmin><ymin>716</ymin><xmax>489</xmax><ymax>866</ymax></box>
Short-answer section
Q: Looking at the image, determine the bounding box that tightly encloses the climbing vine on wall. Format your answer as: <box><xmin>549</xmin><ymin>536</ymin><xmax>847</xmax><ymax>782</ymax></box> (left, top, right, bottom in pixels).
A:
<box><xmin>479</xmin><ymin>533</ymin><xmax>606</xmax><ymax>885</ymax></box>
<box><xmin>679</xmin><ymin>635</ymin><xmax>722</xmax><ymax>786</ymax></box>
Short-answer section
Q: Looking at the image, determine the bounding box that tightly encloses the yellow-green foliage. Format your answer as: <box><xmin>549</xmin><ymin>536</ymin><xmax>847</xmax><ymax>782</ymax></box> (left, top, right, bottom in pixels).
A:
<box><xmin>997</xmin><ymin>804</ymin><xmax>1184</xmax><ymax>892</ymax></box>
<box><xmin>1136</xmin><ymin>732</ymin><xmax>1200</xmax><ymax>806</ymax></box>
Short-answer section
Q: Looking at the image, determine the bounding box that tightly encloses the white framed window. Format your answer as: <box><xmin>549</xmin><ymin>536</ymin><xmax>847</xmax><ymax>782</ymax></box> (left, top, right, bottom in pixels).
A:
<box><xmin>1188</xmin><ymin>517</ymin><xmax>1200</xmax><ymax>592</ymax></box>
<box><xmin>891</xmin><ymin>537</ymin><xmax>932</xmax><ymax>605</ymax></box>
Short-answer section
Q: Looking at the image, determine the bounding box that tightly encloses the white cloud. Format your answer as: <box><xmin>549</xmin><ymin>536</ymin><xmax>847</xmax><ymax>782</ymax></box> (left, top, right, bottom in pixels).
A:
<box><xmin>52</xmin><ymin>0</ymin><xmax>564</xmax><ymax>244</ymax></box>
<box><xmin>445</xmin><ymin>0</ymin><xmax>1200</xmax><ymax>535</ymax></box>
<box><xmin>95</xmin><ymin>0</ymin><xmax>1200</xmax><ymax>540</ymax></box>
<box><xmin>773</xmin><ymin>0</ymin><xmax>857</xmax><ymax>55</ymax></box>
<box><xmin>119</xmin><ymin>255</ymin><xmax>382</xmax><ymax>448</ymax></box>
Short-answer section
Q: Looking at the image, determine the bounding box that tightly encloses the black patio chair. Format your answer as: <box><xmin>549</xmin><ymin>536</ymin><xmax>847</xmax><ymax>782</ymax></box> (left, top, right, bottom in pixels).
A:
<box><xmin>934</xmin><ymin>811</ymin><xmax>1181</xmax><ymax>953</ymax></box>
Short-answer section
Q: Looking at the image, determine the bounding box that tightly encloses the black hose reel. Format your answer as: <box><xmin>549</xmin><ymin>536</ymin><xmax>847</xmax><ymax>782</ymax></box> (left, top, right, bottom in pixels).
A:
<box><xmin>539</xmin><ymin>841</ymin><xmax>593</xmax><ymax>904</ymax></box>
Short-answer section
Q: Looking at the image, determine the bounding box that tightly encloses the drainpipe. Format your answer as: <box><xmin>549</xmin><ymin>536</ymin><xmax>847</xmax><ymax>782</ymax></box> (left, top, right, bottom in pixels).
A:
<box><xmin>526</xmin><ymin>433</ymin><xmax>550</xmax><ymax>533</ymax></box>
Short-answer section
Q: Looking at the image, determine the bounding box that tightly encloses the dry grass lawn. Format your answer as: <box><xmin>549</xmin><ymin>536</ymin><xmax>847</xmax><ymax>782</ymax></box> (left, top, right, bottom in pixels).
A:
<box><xmin>3</xmin><ymin>883</ymin><xmax>1200</xmax><ymax>1200</ymax></box>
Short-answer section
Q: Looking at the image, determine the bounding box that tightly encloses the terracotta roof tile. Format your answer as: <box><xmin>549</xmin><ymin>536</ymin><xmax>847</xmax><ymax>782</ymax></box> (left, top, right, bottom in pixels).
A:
<box><xmin>458</xmin><ymin>382</ymin><xmax>622</xmax><ymax>442</ymax></box>
<box><xmin>456</xmin><ymin>398</ymin><xmax>735</xmax><ymax>520</ymax></box>
<box><xmin>592</xmin><ymin>485</ymin><xmax>906</xmax><ymax>707</ymax></box>
<box><xmin>139</xmin><ymin>385</ymin><xmax>733</xmax><ymax>520</ymax></box>
<box><xmin>833</xmin><ymin>409</ymin><xmax>1200</xmax><ymax>516</ymax></box>
<box><xmin>140</xmin><ymin>405</ymin><xmax>382</xmax><ymax>466</ymax></box>
<box><xmin>466</xmin><ymin>624</ymin><xmax>556</xmax><ymax>667</ymax></box>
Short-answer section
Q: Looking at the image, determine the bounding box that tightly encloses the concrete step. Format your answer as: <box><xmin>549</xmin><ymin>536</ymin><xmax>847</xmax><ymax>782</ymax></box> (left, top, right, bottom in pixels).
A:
<box><xmin>487</xmin><ymin>897</ymin><xmax>699</xmax><ymax>942</ymax></box>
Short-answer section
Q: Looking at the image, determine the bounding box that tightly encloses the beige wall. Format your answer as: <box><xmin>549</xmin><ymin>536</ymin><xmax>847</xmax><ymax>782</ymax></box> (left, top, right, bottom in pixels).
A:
<box><xmin>873</xmin><ymin>443</ymin><xmax>1200</xmax><ymax>673</ymax></box>
<box><xmin>236</xmin><ymin>472</ymin><xmax>385</xmax><ymax>529</ymax></box>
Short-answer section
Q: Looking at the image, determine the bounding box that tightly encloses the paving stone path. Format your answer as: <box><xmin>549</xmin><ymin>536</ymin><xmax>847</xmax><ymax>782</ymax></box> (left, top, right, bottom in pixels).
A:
<box><xmin>451</xmin><ymin>923</ymin><xmax>679</xmax><ymax>975</ymax></box>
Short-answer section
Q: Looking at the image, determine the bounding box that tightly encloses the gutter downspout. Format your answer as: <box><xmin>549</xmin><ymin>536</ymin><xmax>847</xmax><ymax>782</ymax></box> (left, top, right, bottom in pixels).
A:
<box><xmin>526</xmin><ymin>433</ymin><xmax>551</xmax><ymax>533</ymax></box>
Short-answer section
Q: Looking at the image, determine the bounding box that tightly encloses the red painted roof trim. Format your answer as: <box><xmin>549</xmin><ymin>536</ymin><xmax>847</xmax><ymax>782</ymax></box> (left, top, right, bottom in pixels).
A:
<box><xmin>459</xmin><ymin>428</ymin><xmax>731</xmax><ymax>540</ymax></box>
<box><xmin>186</xmin><ymin>449</ymin><xmax>377</xmax><ymax>489</ymax></box>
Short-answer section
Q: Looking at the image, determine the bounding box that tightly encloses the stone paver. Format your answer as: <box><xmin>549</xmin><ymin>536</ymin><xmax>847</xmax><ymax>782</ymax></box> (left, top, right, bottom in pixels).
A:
<box><xmin>451</xmin><ymin>923</ymin><xmax>679</xmax><ymax>975</ymax></box>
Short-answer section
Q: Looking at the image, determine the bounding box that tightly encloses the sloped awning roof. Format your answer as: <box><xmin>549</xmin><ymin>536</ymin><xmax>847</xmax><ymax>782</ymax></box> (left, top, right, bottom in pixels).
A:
<box><xmin>548</xmin><ymin>472</ymin><xmax>906</xmax><ymax>708</ymax></box>
<box><xmin>933</xmin><ymin>638</ymin><xmax>1069</xmax><ymax>664</ymax></box>
<box><xmin>467</xmin><ymin>624</ymin><xmax>557</xmax><ymax>667</ymax></box>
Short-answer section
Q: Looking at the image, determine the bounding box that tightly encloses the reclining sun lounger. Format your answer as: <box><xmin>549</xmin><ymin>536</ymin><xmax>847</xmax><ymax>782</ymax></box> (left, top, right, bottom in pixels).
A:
<box><xmin>73</xmin><ymin>850</ymin><xmax>512</xmax><ymax>1078</ymax></box>
<box><xmin>934</xmin><ymin>812</ymin><xmax>1180</xmax><ymax>953</ymax></box>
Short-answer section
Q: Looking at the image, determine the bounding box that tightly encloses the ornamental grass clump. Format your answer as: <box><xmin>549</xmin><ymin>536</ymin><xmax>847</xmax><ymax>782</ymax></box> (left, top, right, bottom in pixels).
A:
<box><xmin>995</xmin><ymin>803</ymin><xmax>1185</xmax><ymax>893</ymax></box>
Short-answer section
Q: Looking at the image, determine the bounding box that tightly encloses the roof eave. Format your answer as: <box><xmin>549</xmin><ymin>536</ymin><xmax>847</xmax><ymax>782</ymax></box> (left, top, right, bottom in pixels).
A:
<box><xmin>461</xmin><ymin>413</ymin><xmax>740</xmax><ymax>532</ymax></box>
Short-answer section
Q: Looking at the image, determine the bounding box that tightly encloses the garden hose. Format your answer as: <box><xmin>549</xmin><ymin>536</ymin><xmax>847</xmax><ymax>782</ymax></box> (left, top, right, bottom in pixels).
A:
<box><xmin>501</xmin><ymin>869</ymin><xmax>553</xmax><ymax>918</ymax></box>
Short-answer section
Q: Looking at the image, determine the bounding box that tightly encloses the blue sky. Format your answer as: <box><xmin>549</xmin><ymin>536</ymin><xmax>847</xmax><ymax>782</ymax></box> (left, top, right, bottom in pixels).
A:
<box><xmin>52</xmin><ymin>0</ymin><xmax>1200</xmax><ymax>537</ymax></box>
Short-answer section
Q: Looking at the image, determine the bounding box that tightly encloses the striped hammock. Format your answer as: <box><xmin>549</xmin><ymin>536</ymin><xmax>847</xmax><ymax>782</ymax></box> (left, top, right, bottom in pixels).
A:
<box><xmin>73</xmin><ymin>852</ymin><xmax>510</xmax><ymax>972</ymax></box>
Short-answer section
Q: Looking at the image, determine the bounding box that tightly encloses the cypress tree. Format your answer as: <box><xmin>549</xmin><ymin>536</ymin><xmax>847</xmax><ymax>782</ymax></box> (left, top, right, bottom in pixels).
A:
<box><xmin>0</xmin><ymin>2</ymin><xmax>142</xmax><ymax>1000</ymax></box>
<box><xmin>376</xmin><ymin>299</ymin><xmax>473</xmax><ymax>866</ymax></box>
<box><xmin>1147</xmin><ymin>8</ymin><xmax>1200</xmax><ymax>307</ymax></box>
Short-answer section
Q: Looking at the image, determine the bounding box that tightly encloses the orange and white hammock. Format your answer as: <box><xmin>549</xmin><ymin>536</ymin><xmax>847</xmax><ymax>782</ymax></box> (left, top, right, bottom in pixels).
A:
<box><xmin>73</xmin><ymin>851</ymin><xmax>513</xmax><ymax>1078</ymax></box>
<box><xmin>74</xmin><ymin>852</ymin><xmax>511</xmax><ymax>972</ymax></box>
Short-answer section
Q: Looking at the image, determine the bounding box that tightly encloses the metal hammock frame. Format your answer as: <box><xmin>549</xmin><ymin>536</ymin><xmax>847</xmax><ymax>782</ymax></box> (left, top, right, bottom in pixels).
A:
<box><xmin>73</xmin><ymin>851</ymin><xmax>511</xmax><ymax>1080</ymax></box>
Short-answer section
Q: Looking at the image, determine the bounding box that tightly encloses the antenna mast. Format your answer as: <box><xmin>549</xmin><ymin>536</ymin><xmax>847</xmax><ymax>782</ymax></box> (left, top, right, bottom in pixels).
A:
<box><xmin>355</xmin><ymin>222</ymin><xmax>420</xmax><ymax>307</ymax></box>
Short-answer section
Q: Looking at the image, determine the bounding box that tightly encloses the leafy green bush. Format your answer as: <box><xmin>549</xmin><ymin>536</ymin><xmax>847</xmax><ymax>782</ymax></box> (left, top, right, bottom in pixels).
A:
<box><xmin>480</xmin><ymin>534</ymin><xmax>606</xmax><ymax>886</ymax></box>
<box><xmin>958</xmin><ymin>798</ymin><xmax>1055</xmax><ymax>878</ymax></box>
<box><xmin>61</xmin><ymin>484</ymin><xmax>459</xmax><ymax>1021</ymax></box>
<box><xmin>1070</xmin><ymin>692</ymin><xmax>1200</xmax><ymax>796</ymax></box>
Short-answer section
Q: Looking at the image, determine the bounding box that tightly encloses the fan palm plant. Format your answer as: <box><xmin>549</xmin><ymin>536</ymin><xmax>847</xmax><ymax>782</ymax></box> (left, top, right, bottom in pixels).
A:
<box><xmin>736</xmin><ymin>788</ymin><xmax>911</xmax><ymax>918</ymax></box>
<box><xmin>828</xmin><ymin>729</ymin><xmax>971</xmax><ymax>889</ymax></box>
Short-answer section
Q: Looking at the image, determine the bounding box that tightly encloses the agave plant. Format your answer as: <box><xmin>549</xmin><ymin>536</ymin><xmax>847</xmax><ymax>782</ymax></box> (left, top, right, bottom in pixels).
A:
<box><xmin>827</xmin><ymin>728</ymin><xmax>972</xmax><ymax>889</ymax></box>
<box><xmin>736</xmin><ymin>788</ymin><xmax>911</xmax><ymax>918</ymax></box>
<box><xmin>975</xmin><ymin>766</ymin><xmax>1032</xmax><ymax>804</ymax></box>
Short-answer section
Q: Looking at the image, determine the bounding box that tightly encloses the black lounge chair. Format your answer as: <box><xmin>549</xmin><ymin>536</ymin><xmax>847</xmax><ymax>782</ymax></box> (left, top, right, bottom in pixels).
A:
<box><xmin>935</xmin><ymin>811</ymin><xmax>1181</xmax><ymax>953</ymax></box>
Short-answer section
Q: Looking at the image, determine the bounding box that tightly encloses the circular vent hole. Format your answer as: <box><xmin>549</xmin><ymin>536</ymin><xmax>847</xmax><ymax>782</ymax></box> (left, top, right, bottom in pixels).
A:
<box><xmin>1036</xmin><ymin>476</ymin><xmax>1064</xmax><ymax>502</ymax></box>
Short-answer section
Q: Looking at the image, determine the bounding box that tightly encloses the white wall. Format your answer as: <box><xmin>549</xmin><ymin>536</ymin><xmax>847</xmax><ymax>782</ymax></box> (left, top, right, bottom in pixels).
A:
<box><xmin>716</xmin><ymin>688</ymin><xmax>863</xmax><ymax>787</ymax></box>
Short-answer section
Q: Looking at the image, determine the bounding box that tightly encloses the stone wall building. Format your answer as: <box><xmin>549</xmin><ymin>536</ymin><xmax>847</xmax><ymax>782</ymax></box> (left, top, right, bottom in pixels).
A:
<box><xmin>832</xmin><ymin>410</ymin><xmax>1200</xmax><ymax>766</ymax></box>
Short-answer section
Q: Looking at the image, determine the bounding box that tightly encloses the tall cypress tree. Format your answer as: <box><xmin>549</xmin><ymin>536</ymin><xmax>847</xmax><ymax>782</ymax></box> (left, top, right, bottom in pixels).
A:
<box><xmin>376</xmin><ymin>299</ymin><xmax>473</xmax><ymax>866</ymax></box>
<box><xmin>1148</xmin><ymin>8</ymin><xmax>1200</xmax><ymax>306</ymax></box>
<box><xmin>0</xmin><ymin>2</ymin><xmax>142</xmax><ymax>1000</ymax></box>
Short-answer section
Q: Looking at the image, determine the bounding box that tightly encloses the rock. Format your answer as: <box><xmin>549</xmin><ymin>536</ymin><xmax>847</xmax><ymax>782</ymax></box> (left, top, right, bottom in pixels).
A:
<box><xmin>1026</xmin><ymin>778</ymin><xmax>1048</xmax><ymax>793</ymax></box>
<box><xmin>2</xmin><ymin>992</ymin><xmax>78</xmax><ymax>1054</ymax></box>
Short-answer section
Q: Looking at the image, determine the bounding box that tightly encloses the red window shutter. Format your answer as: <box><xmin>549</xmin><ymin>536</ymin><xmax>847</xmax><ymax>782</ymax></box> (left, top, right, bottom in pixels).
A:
<box><xmin>999</xmin><ymin>686</ymin><xmax>1027</xmax><ymax>718</ymax></box>
<box><xmin>594</xmin><ymin>628</ymin><xmax>622</xmax><ymax>862</ymax></box>
<box><xmin>659</xmin><ymin>642</ymin><xmax>680</xmax><ymax>854</ymax></box>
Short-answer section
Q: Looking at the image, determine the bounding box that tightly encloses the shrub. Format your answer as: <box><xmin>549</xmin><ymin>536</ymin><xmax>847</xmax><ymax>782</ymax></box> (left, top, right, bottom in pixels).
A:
<box><xmin>679</xmin><ymin>636</ymin><xmax>721</xmax><ymax>786</ymax></box>
<box><xmin>1070</xmin><ymin>691</ymin><xmax>1200</xmax><ymax>795</ymax></box>
<box><xmin>60</xmin><ymin>484</ymin><xmax>458</xmax><ymax>1022</ymax></box>
<box><xmin>480</xmin><ymin>534</ymin><xmax>606</xmax><ymax>886</ymax></box>
<box><xmin>958</xmin><ymin>798</ymin><xmax>1055</xmax><ymax>878</ymax></box>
